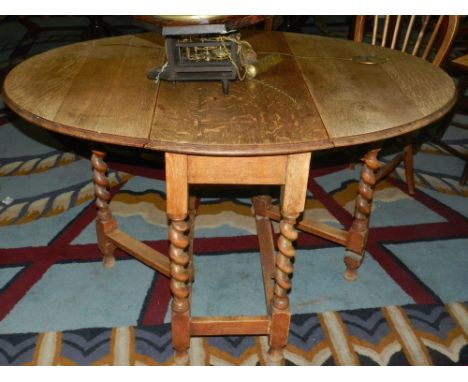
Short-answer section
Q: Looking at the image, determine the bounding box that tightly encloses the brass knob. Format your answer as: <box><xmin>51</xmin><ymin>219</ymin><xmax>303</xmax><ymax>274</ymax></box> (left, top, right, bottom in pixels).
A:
<box><xmin>245</xmin><ymin>64</ymin><xmax>257</xmax><ymax>80</ymax></box>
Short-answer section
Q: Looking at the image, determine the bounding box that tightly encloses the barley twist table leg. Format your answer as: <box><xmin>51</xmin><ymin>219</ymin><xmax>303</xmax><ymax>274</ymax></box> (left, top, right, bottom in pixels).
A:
<box><xmin>91</xmin><ymin>150</ymin><xmax>117</xmax><ymax>268</ymax></box>
<box><xmin>265</xmin><ymin>152</ymin><xmax>310</xmax><ymax>365</ymax></box>
<box><xmin>344</xmin><ymin>148</ymin><xmax>381</xmax><ymax>281</ymax></box>
<box><xmin>273</xmin><ymin>215</ymin><xmax>298</xmax><ymax>310</ymax></box>
<box><xmin>267</xmin><ymin>212</ymin><xmax>299</xmax><ymax>365</ymax></box>
<box><xmin>169</xmin><ymin>215</ymin><xmax>190</xmax><ymax>366</ymax></box>
<box><xmin>187</xmin><ymin>195</ymin><xmax>198</xmax><ymax>284</ymax></box>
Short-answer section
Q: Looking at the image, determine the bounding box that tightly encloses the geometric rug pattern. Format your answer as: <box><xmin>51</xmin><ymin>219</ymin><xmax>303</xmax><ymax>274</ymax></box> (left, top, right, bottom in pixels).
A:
<box><xmin>1</xmin><ymin>16</ymin><xmax>467</xmax><ymax>366</ymax></box>
<box><xmin>1</xmin><ymin>302</ymin><xmax>467</xmax><ymax>365</ymax></box>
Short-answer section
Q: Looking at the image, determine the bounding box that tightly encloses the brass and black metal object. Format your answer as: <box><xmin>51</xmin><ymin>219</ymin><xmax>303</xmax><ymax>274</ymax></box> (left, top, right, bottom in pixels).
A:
<box><xmin>148</xmin><ymin>24</ymin><xmax>240</xmax><ymax>94</ymax></box>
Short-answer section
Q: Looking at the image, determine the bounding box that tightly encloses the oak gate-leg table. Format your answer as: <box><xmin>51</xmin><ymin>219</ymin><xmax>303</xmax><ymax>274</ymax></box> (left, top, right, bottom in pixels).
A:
<box><xmin>93</xmin><ymin>148</ymin><xmax>313</xmax><ymax>365</ymax></box>
<box><xmin>3</xmin><ymin>31</ymin><xmax>456</xmax><ymax>365</ymax></box>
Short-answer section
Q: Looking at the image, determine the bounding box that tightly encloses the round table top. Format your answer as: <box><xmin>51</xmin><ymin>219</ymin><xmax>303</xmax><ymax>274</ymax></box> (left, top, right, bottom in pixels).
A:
<box><xmin>2</xmin><ymin>31</ymin><xmax>457</xmax><ymax>156</ymax></box>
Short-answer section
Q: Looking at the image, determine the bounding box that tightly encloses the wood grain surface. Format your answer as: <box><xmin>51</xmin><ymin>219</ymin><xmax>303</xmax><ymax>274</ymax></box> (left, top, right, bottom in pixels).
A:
<box><xmin>3</xmin><ymin>31</ymin><xmax>457</xmax><ymax>155</ymax></box>
<box><xmin>284</xmin><ymin>33</ymin><xmax>456</xmax><ymax>148</ymax></box>
<box><xmin>3</xmin><ymin>34</ymin><xmax>165</xmax><ymax>148</ymax></box>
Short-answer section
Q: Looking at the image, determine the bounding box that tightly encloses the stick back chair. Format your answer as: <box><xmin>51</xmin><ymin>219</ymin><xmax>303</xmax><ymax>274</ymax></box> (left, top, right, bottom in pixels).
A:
<box><xmin>353</xmin><ymin>15</ymin><xmax>460</xmax><ymax>194</ymax></box>
<box><xmin>434</xmin><ymin>54</ymin><xmax>468</xmax><ymax>185</ymax></box>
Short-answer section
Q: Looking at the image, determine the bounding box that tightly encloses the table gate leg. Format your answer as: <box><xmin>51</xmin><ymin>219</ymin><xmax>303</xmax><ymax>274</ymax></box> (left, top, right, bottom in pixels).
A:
<box><xmin>91</xmin><ymin>150</ymin><xmax>117</xmax><ymax>268</ymax></box>
<box><xmin>165</xmin><ymin>153</ymin><xmax>191</xmax><ymax>365</ymax></box>
<box><xmin>267</xmin><ymin>211</ymin><xmax>299</xmax><ymax>365</ymax></box>
<box><xmin>169</xmin><ymin>215</ymin><xmax>190</xmax><ymax>365</ymax></box>
<box><xmin>344</xmin><ymin>148</ymin><xmax>381</xmax><ymax>281</ymax></box>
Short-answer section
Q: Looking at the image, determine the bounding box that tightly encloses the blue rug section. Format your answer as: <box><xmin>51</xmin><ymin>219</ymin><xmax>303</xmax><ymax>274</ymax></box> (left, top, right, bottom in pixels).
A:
<box><xmin>314</xmin><ymin>166</ymin><xmax>361</xmax><ymax>193</ymax></box>
<box><xmin>386</xmin><ymin>238</ymin><xmax>468</xmax><ymax>303</ymax></box>
<box><xmin>419</xmin><ymin>188</ymin><xmax>468</xmax><ymax>217</ymax></box>
<box><xmin>314</xmin><ymin>167</ymin><xmax>447</xmax><ymax>227</ymax></box>
<box><xmin>0</xmin><ymin>266</ymin><xmax>24</xmax><ymax>290</ymax></box>
<box><xmin>195</xmin><ymin>225</ymin><xmax>254</xmax><ymax>238</ymax></box>
<box><xmin>414</xmin><ymin>151</ymin><xmax>467</xmax><ymax>179</ymax></box>
<box><xmin>0</xmin><ymin>159</ymin><xmax>91</xmax><ymax>201</ymax></box>
<box><xmin>73</xmin><ymin>214</ymin><xmax>169</xmax><ymax>245</ymax></box>
<box><xmin>0</xmin><ymin>119</ymin><xmax>66</xmax><ymax>158</ymax></box>
<box><xmin>0</xmin><ymin>259</ymin><xmax>156</xmax><ymax>334</ymax></box>
<box><xmin>369</xmin><ymin>197</ymin><xmax>446</xmax><ymax>227</ymax></box>
<box><xmin>290</xmin><ymin>247</ymin><xmax>414</xmax><ymax>313</ymax></box>
<box><xmin>163</xmin><ymin>247</ymin><xmax>414</xmax><ymax>321</ymax></box>
<box><xmin>169</xmin><ymin>252</ymin><xmax>267</xmax><ymax>320</ymax></box>
<box><xmin>118</xmin><ymin>176</ymin><xmax>165</xmax><ymax>194</ymax></box>
<box><xmin>0</xmin><ymin>202</ymin><xmax>90</xmax><ymax>248</ymax></box>
<box><xmin>74</xmin><ymin>208</ymin><xmax>256</xmax><ymax>245</ymax></box>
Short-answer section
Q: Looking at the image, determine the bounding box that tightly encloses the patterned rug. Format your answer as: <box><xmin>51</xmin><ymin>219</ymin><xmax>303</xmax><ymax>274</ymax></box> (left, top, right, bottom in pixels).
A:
<box><xmin>0</xmin><ymin>16</ymin><xmax>467</xmax><ymax>366</ymax></box>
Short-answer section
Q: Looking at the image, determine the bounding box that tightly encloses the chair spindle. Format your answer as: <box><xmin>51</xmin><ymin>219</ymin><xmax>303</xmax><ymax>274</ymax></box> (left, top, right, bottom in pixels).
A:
<box><xmin>381</xmin><ymin>16</ymin><xmax>390</xmax><ymax>47</ymax></box>
<box><xmin>402</xmin><ymin>15</ymin><xmax>416</xmax><ymax>53</ymax></box>
<box><xmin>412</xmin><ymin>16</ymin><xmax>431</xmax><ymax>56</ymax></box>
<box><xmin>422</xmin><ymin>16</ymin><xmax>444</xmax><ymax>61</ymax></box>
<box><xmin>372</xmin><ymin>16</ymin><xmax>379</xmax><ymax>45</ymax></box>
<box><xmin>390</xmin><ymin>15</ymin><xmax>402</xmax><ymax>49</ymax></box>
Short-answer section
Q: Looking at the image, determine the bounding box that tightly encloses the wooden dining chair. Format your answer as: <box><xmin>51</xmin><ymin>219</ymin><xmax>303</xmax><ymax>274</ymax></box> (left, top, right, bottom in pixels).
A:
<box><xmin>353</xmin><ymin>15</ymin><xmax>460</xmax><ymax>195</ymax></box>
<box><xmin>431</xmin><ymin>54</ymin><xmax>468</xmax><ymax>185</ymax></box>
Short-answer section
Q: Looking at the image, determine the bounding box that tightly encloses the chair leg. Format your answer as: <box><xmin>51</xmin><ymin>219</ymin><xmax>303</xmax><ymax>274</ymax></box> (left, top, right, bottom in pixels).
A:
<box><xmin>403</xmin><ymin>135</ymin><xmax>415</xmax><ymax>195</ymax></box>
<box><xmin>461</xmin><ymin>161</ymin><xmax>468</xmax><ymax>185</ymax></box>
<box><xmin>428</xmin><ymin>72</ymin><xmax>468</xmax><ymax>186</ymax></box>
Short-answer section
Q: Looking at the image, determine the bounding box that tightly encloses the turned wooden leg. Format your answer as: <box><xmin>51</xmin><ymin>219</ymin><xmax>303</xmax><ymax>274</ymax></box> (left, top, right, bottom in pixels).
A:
<box><xmin>187</xmin><ymin>195</ymin><xmax>198</xmax><ymax>284</ymax></box>
<box><xmin>267</xmin><ymin>211</ymin><xmax>299</xmax><ymax>365</ymax></box>
<box><xmin>267</xmin><ymin>153</ymin><xmax>311</xmax><ymax>366</ymax></box>
<box><xmin>91</xmin><ymin>150</ymin><xmax>117</xmax><ymax>269</ymax></box>
<box><xmin>165</xmin><ymin>153</ymin><xmax>191</xmax><ymax>366</ymax></box>
<box><xmin>344</xmin><ymin>148</ymin><xmax>381</xmax><ymax>281</ymax></box>
<box><xmin>169</xmin><ymin>215</ymin><xmax>190</xmax><ymax>365</ymax></box>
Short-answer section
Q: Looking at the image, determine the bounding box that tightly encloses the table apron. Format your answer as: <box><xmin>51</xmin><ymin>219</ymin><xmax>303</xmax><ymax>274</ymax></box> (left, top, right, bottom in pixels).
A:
<box><xmin>186</xmin><ymin>154</ymin><xmax>289</xmax><ymax>185</ymax></box>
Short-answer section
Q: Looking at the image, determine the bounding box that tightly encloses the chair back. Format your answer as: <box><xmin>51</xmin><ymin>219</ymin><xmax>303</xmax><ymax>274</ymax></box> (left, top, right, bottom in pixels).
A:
<box><xmin>353</xmin><ymin>16</ymin><xmax>460</xmax><ymax>67</ymax></box>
